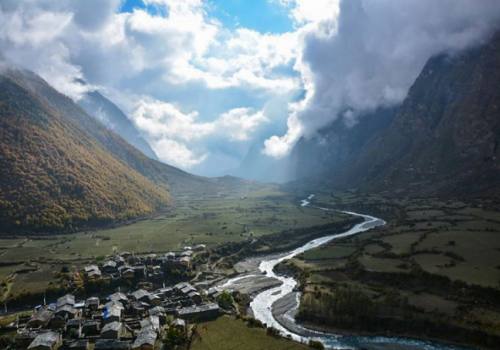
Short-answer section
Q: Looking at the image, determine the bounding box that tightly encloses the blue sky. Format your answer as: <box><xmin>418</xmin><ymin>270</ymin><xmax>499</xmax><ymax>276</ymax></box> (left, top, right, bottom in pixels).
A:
<box><xmin>206</xmin><ymin>0</ymin><xmax>293</xmax><ymax>33</ymax></box>
<box><xmin>2</xmin><ymin>0</ymin><xmax>495</xmax><ymax>180</ymax></box>
<box><xmin>121</xmin><ymin>0</ymin><xmax>293</xmax><ymax>34</ymax></box>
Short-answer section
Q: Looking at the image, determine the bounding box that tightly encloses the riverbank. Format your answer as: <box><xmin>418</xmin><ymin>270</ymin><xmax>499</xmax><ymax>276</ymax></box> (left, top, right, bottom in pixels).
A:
<box><xmin>277</xmin><ymin>192</ymin><xmax>500</xmax><ymax>350</ymax></box>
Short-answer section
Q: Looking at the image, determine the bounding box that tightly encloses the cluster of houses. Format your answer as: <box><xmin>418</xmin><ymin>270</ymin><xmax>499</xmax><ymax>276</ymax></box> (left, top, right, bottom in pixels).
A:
<box><xmin>83</xmin><ymin>246</ymin><xmax>207</xmax><ymax>283</ymax></box>
<box><xmin>11</xmin><ymin>245</ymin><xmax>225</xmax><ymax>350</ymax></box>
<box><xmin>15</xmin><ymin>281</ymin><xmax>220</xmax><ymax>350</ymax></box>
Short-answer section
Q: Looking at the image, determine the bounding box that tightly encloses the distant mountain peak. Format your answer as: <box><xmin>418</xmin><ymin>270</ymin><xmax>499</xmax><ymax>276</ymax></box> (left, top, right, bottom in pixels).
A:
<box><xmin>78</xmin><ymin>88</ymin><xmax>159</xmax><ymax>160</ymax></box>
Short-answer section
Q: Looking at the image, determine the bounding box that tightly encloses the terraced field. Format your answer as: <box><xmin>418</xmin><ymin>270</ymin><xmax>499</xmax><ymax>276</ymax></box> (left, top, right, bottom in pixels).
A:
<box><xmin>282</xmin><ymin>192</ymin><xmax>500</xmax><ymax>349</ymax></box>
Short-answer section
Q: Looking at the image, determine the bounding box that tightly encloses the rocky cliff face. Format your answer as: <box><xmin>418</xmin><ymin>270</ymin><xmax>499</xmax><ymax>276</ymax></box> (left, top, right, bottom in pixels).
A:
<box><xmin>293</xmin><ymin>32</ymin><xmax>500</xmax><ymax>197</ymax></box>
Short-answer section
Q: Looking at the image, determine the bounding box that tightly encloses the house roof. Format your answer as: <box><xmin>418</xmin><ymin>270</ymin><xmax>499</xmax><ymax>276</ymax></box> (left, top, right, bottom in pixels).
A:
<box><xmin>103</xmin><ymin>260</ymin><xmax>117</xmax><ymax>268</ymax></box>
<box><xmin>103</xmin><ymin>304</ymin><xmax>122</xmax><ymax>319</ymax></box>
<box><xmin>109</xmin><ymin>292</ymin><xmax>128</xmax><ymax>302</ymax></box>
<box><xmin>29</xmin><ymin>309</ymin><xmax>53</xmax><ymax>325</ymax></box>
<box><xmin>149</xmin><ymin>306</ymin><xmax>165</xmax><ymax>316</ymax></box>
<box><xmin>174</xmin><ymin>282</ymin><xmax>193</xmax><ymax>290</ymax></box>
<box><xmin>188</xmin><ymin>291</ymin><xmax>200</xmax><ymax>298</ymax></box>
<box><xmin>104</xmin><ymin>300</ymin><xmax>124</xmax><ymax>310</ymax></box>
<box><xmin>101</xmin><ymin>321</ymin><xmax>122</xmax><ymax>333</ymax></box>
<box><xmin>180</xmin><ymin>285</ymin><xmax>196</xmax><ymax>295</ymax></box>
<box><xmin>57</xmin><ymin>294</ymin><xmax>75</xmax><ymax>307</ymax></box>
<box><xmin>55</xmin><ymin>304</ymin><xmax>76</xmax><ymax>315</ymax></box>
<box><xmin>88</xmin><ymin>270</ymin><xmax>102</xmax><ymax>277</ymax></box>
<box><xmin>85</xmin><ymin>297</ymin><xmax>100</xmax><ymax>306</ymax></box>
<box><xmin>131</xmin><ymin>289</ymin><xmax>150</xmax><ymax>300</ymax></box>
<box><xmin>84</xmin><ymin>265</ymin><xmax>100</xmax><ymax>273</ymax></box>
<box><xmin>177</xmin><ymin>303</ymin><xmax>219</xmax><ymax>316</ymax></box>
<box><xmin>28</xmin><ymin>331</ymin><xmax>60</xmax><ymax>349</ymax></box>
<box><xmin>140</xmin><ymin>316</ymin><xmax>159</xmax><ymax>332</ymax></box>
<box><xmin>180</xmin><ymin>250</ymin><xmax>193</xmax><ymax>257</ymax></box>
<box><xmin>130</xmin><ymin>301</ymin><xmax>147</xmax><ymax>311</ymax></box>
<box><xmin>179</xmin><ymin>256</ymin><xmax>191</xmax><ymax>263</ymax></box>
<box><xmin>132</xmin><ymin>329</ymin><xmax>157</xmax><ymax>347</ymax></box>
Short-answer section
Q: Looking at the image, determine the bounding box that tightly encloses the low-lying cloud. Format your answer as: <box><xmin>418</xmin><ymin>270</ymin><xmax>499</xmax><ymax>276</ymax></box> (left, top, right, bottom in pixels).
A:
<box><xmin>264</xmin><ymin>0</ymin><xmax>500</xmax><ymax>158</ymax></box>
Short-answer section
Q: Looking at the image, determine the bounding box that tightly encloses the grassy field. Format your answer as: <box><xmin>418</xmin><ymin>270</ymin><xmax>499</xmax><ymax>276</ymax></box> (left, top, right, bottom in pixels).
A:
<box><xmin>189</xmin><ymin>316</ymin><xmax>309</xmax><ymax>350</ymax></box>
<box><xmin>0</xmin><ymin>185</ymin><xmax>346</xmax><ymax>301</ymax></box>
<box><xmin>283</xmin><ymin>191</ymin><xmax>500</xmax><ymax>349</ymax></box>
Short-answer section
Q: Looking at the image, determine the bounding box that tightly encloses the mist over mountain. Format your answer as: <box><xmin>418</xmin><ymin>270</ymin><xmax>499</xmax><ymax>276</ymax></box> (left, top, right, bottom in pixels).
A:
<box><xmin>78</xmin><ymin>89</ymin><xmax>159</xmax><ymax>160</ymax></box>
<box><xmin>292</xmin><ymin>32</ymin><xmax>500</xmax><ymax>196</ymax></box>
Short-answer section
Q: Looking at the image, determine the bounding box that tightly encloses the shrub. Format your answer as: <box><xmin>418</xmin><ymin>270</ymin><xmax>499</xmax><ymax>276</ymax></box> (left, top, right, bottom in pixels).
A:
<box><xmin>217</xmin><ymin>290</ymin><xmax>234</xmax><ymax>310</ymax></box>
<box><xmin>309</xmin><ymin>340</ymin><xmax>325</xmax><ymax>349</ymax></box>
<box><xmin>266</xmin><ymin>326</ymin><xmax>281</xmax><ymax>337</ymax></box>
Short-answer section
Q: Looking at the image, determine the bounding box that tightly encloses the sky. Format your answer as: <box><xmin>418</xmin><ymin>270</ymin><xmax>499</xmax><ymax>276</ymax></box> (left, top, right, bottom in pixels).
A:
<box><xmin>1</xmin><ymin>0</ymin><xmax>500</xmax><ymax>179</ymax></box>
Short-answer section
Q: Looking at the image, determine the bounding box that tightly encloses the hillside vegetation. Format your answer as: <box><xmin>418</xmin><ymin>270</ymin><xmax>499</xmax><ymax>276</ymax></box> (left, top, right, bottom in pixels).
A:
<box><xmin>0</xmin><ymin>71</ymin><xmax>172</xmax><ymax>233</ymax></box>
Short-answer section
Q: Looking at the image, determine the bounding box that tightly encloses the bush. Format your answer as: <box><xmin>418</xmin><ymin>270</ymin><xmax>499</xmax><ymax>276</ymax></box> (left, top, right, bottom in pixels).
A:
<box><xmin>246</xmin><ymin>317</ymin><xmax>264</xmax><ymax>328</ymax></box>
<box><xmin>163</xmin><ymin>327</ymin><xmax>187</xmax><ymax>347</ymax></box>
<box><xmin>266</xmin><ymin>326</ymin><xmax>281</xmax><ymax>337</ymax></box>
<box><xmin>217</xmin><ymin>290</ymin><xmax>234</xmax><ymax>310</ymax></box>
<box><xmin>309</xmin><ymin>340</ymin><xmax>325</xmax><ymax>349</ymax></box>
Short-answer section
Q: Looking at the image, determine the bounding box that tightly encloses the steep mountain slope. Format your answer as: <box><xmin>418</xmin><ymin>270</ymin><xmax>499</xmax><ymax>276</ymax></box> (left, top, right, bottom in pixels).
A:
<box><xmin>293</xmin><ymin>33</ymin><xmax>500</xmax><ymax>196</ymax></box>
<box><xmin>0</xmin><ymin>69</ymin><xmax>234</xmax><ymax>233</ymax></box>
<box><xmin>0</xmin><ymin>70</ymin><xmax>171</xmax><ymax>233</ymax></box>
<box><xmin>290</xmin><ymin>107</ymin><xmax>396</xmax><ymax>181</ymax></box>
<box><xmin>5</xmin><ymin>69</ymin><xmax>221</xmax><ymax>196</ymax></box>
<box><xmin>78</xmin><ymin>89</ymin><xmax>158</xmax><ymax>160</ymax></box>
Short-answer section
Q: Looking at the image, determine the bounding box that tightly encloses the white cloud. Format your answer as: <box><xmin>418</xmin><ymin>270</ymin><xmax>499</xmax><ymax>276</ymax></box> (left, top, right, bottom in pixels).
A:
<box><xmin>132</xmin><ymin>98</ymin><xmax>269</xmax><ymax>168</ymax></box>
<box><xmin>3</xmin><ymin>0</ymin><xmax>496</xmax><ymax>178</ymax></box>
<box><xmin>278</xmin><ymin>0</ymin><xmax>340</xmax><ymax>25</ymax></box>
<box><xmin>264</xmin><ymin>0</ymin><xmax>500</xmax><ymax>158</ymax></box>
<box><xmin>153</xmin><ymin>138</ymin><xmax>207</xmax><ymax>168</ymax></box>
<box><xmin>134</xmin><ymin>99</ymin><xmax>214</xmax><ymax>142</ymax></box>
<box><xmin>217</xmin><ymin>108</ymin><xmax>269</xmax><ymax>141</ymax></box>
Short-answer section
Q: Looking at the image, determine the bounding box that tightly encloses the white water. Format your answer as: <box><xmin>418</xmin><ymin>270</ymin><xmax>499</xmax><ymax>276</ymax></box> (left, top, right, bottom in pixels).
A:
<box><xmin>222</xmin><ymin>195</ymin><xmax>469</xmax><ymax>350</ymax></box>
<box><xmin>249</xmin><ymin>210</ymin><xmax>384</xmax><ymax>344</ymax></box>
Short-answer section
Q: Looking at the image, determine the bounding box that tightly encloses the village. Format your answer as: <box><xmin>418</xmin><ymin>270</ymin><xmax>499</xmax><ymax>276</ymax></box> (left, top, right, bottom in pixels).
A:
<box><xmin>6</xmin><ymin>245</ymin><xmax>233</xmax><ymax>350</ymax></box>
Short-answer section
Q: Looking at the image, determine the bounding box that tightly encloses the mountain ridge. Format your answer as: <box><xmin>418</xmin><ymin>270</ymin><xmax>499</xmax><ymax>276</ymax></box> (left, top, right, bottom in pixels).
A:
<box><xmin>0</xmin><ymin>68</ymin><xmax>246</xmax><ymax>234</ymax></box>
<box><xmin>78</xmin><ymin>89</ymin><xmax>159</xmax><ymax>161</ymax></box>
<box><xmin>291</xmin><ymin>32</ymin><xmax>500</xmax><ymax>197</ymax></box>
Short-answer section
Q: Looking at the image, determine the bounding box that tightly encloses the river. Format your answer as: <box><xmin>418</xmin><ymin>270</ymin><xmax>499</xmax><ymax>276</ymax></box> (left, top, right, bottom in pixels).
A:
<box><xmin>221</xmin><ymin>195</ymin><xmax>470</xmax><ymax>350</ymax></box>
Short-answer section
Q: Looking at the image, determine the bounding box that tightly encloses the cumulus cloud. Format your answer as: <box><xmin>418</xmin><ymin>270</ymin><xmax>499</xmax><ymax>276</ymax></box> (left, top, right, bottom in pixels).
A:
<box><xmin>132</xmin><ymin>98</ymin><xmax>269</xmax><ymax>168</ymax></box>
<box><xmin>3</xmin><ymin>0</ymin><xmax>496</xmax><ymax>177</ymax></box>
<box><xmin>264</xmin><ymin>0</ymin><xmax>500</xmax><ymax>158</ymax></box>
<box><xmin>153</xmin><ymin>138</ymin><xmax>207</xmax><ymax>169</ymax></box>
<box><xmin>278</xmin><ymin>0</ymin><xmax>340</xmax><ymax>25</ymax></box>
<box><xmin>0</xmin><ymin>0</ymin><xmax>302</xmax><ymax>173</ymax></box>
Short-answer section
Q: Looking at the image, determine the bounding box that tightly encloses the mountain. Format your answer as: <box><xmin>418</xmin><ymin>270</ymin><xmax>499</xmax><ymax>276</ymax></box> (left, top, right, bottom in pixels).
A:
<box><xmin>78</xmin><ymin>89</ymin><xmax>159</xmax><ymax>160</ymax></box>
<box><xmin>292</xmin><ymin>32</ymin><xmax>500</xmax><ymax>197</ymax></box>
<box><xmin>290</xmin><ymin>107</ymin><xmax>396</xmax><ymax>181</ymax></box>
<box><xmin>0</xmin><ymin>68</ymin><xmax>234</xmax><ymax>233</ymax></box>
<box><xmin>230</xmin><ymin>140</ymin><xmax>294</xmax><ymax>183</ymax></box>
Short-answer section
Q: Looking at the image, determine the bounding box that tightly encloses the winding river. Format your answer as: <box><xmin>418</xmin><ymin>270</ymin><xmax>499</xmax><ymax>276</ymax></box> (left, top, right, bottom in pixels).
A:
<box><xmin>221</xmin><ymin>195</ymin><xmax>469</xmax><ymax>350</ymax></box>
